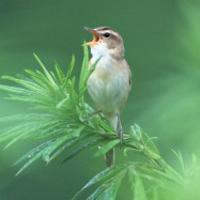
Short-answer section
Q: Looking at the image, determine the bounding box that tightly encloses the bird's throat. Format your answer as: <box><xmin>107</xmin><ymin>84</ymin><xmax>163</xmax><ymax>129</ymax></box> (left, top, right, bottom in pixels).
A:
<box><xmin>90</xmin><ymin>43</ymin><xmax>112</xmax><ymax>65</ymax></box>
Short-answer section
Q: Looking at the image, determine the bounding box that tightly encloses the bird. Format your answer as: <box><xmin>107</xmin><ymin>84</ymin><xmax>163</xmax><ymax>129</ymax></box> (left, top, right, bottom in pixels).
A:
<box><xmin>84</xmin><ymin>26</ymin><xmax>132</xmax><ymax>166</ymax></box>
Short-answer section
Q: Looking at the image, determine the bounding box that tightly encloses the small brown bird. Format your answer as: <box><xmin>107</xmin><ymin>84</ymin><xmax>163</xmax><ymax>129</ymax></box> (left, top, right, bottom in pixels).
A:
<box><xmin>84</xmin><ymin>26</ymin><xmax>132</xmax><ymax>166</ymax></box>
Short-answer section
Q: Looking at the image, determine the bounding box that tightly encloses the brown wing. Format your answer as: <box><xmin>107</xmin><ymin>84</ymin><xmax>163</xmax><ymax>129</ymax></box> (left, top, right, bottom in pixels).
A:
<box><xmin>128</xmin><ymin>66</ymin><xmax>132</xmax><ymax>93</ymax></box>
<box><xmin>120</xmin><ymin>59</ymin><xmax>132</xmax><ymax>93</ymax></box>
<box><xmin>123</xmin><ymin>59</ymin><xmax>132</xmax><ymax>93</ymax></box>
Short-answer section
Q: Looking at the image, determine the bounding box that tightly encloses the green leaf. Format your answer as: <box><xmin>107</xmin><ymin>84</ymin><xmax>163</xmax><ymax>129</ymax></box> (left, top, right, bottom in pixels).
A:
<box><xmin>2</xmin><ymin>76</ymin><xmax>43</xmax><ymax>93</ymax></box>
<box><xmin>79</xmin><ymin>44</ymin><xmax>90</xmax><ymax>94</ymax></box>
<box><xmin>130</xmin><ymin>124</ymin><xmax>142</xmax><ymax>141</ymax></box>
<box><xmin>13</xmin><ymin>140</ymin><xmax>52</xmax><ymax>166</ymax></box>
<box><xmin>16</xmin><ymin>149</ymin><xmax>44</xmax><ymax>176</ymax></box>
<box><xmin>54</xmin><ymin>63</ymin><xmax>65</xmax><ymax>84</ymax></box>
<box><xmin>56</xmin><ymin>96</ymin><xmax>70</xmax><ymax>109</ymax></box>
<box><xmin>94</xmin><ymin>139</ymin><xmax>120</xmax><ymax>157</ymax></box>
<box><xmin>72</xmin><ymin>165</ymin><xmax>125</xmax><ymax>200</ymax></box>
<box><xmin>134</xmin><ymin>176</ymin><xmax>148</xmax><ymax>200</ymax></box>
<box><xmin>33</xmin><ymin>53</ymin><xmax>58</xmax><ymax>89</ymax></box>
<box><xmin>0</xmin><ymin>84</ymin><xmax>30</xmax><ymax>95</ymax></box>
<box><xmin>3</xmin><ymin>133</ymin><xmax>26</xmax><ymax>150</ymax></box>
<box><xmin>66</xmin><ymin>54</ymin><xmax>75</xmax><ymax>79</ymax></box>
<box><xmin>42</xmin><ymin>126</ymin><xmax>84</xmax><ymax>163</ymax></box>
<box><xmin>152</xmin><ymin>188</ymin><xmax>158</xmax><ymax>200</ymax></box>
<box><xmin>0</xmin><ymin>45</ymin><xmax>185</xmax><ymax>200</ymax></box>
<box><xmin>171</xmin><ymin>150</ymin><xmax>185</xmax><ymax>174</ymax></box>
<box><xmin>143</xmin><ymin>133</ymin><xmax>159</xmax><ymax>157</ymax></box>
<box><xmin>128</xmin><ymin>166</ymin><xmax>150</xmax><ymax>200</ymax></box>
<box><xmin>62</xmin><ymin>135</ymin><xmax>101</xmax><ymax>163</ymax></box>
<box><xmin>87</xmin><ymin>170</ymin><xmax>125</xmax><ymax>200</ymax></box>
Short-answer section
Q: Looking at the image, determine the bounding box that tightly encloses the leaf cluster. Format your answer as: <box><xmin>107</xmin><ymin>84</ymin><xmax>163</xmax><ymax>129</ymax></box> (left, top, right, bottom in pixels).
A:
<box><xmin>0</xmin><ymin>46</ymin><xmax>187</xmax><ymax>199</ymax></box>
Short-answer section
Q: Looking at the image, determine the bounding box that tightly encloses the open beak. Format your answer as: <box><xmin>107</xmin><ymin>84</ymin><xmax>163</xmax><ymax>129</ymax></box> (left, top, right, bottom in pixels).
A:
<box><xmin>84</xmin><ymin>26</ymin><xmax>101</xmax><ymax>46</ymax></box>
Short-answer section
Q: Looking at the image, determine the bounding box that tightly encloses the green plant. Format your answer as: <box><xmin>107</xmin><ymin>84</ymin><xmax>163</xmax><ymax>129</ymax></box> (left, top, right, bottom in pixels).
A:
<box><xmin>0</xmin><ymin>45</ymin><xmax>192</xmax><ymax>199</ymax></box>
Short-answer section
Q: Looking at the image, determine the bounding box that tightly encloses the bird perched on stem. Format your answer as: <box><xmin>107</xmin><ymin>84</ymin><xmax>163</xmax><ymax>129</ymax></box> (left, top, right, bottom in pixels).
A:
<box><xmin>84</xmin><ymin>26</ymin><xmax>132</xmax><ymax>167</ymax></box>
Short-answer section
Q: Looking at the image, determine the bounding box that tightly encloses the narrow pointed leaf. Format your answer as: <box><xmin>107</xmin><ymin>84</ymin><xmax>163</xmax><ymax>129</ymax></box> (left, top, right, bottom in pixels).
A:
<box><xmin>94</xmin><ymin>139</ymin><xmax>120</xmax><ymax>157</ymax></box>
<box><xmin>134</xmin><ymin>176</ymin><xmax>147</xmax><ymax>200</ymax></box>
<box><xmin>72</xmin><ymin>165</ymin><xmax>125</xmax><ymax>200</ymax></box>
<box><xmin>33</xmin><ymin>53</ymin><xmax>58</xmax><ymax>89</ymax></box>
<box><xmin>88</xmin><ymin>170</ymin><xmax>125</xmax><ymax>200</ymax></box>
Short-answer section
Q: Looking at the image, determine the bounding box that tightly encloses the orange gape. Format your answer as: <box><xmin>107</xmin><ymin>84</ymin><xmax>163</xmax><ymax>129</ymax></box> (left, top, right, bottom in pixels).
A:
<box><xmin>84</xmin><ymin>27</ymin><xmax>101</xmax><ymax>46</ymax></box>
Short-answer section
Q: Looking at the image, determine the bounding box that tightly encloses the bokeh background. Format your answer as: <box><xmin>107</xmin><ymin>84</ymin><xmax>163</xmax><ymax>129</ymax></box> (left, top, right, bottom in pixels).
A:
<box><xmin>0</xmin><ymin>0</ymin><xmax>200</xmax><ymax>199</ymax></box>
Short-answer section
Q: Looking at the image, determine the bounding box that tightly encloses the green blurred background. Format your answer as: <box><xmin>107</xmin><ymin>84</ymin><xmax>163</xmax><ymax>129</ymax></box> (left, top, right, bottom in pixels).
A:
<box><xmin>0</xmin><ymin>0</ymin><xmax>200</xmax><ymax>199</ymax></box>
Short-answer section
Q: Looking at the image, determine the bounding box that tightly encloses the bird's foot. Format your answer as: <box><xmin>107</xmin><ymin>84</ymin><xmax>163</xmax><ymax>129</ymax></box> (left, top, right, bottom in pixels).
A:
<box><xmin>118</xmin><ymin>127</ymin><xmax>124</xmax><ymax>144</ymax></box>
<box><xmin>89</xmin><ymin>110</ymin><xmax>102</xmax><ymax>118</ymax></box>
<box><xmin>82</xmin><ymin>110</ymin><xmax>102</xmax><ymax>122</ymax></box>
<box><xmin>116</xmin><ymin>113</ymin><xmax>124</xmax><ymax>143</ymax></box>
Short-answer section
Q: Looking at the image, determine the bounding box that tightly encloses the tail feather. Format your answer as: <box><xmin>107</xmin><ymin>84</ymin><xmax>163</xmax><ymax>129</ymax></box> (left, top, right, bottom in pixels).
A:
<box><xmin>105</xmin><ymin>148</ymin><xmax>115</xmax><ymax>167</ymax></box>
<box><xmin>106</xmin><ymin>113</ymin><xmax>118</xmax><ymax>130</ymax></box>
<box><xmin>105</xmin><ymin>113</ymin><xmax>121</xmax><ymax>167</ymax></box>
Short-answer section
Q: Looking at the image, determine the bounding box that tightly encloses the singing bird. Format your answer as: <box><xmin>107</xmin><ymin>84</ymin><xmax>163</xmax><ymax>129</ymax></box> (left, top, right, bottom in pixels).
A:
<box><xmin>84</xmin><ymin>26</ymin><xmax>132</xmax><ymax>166</ymax></box>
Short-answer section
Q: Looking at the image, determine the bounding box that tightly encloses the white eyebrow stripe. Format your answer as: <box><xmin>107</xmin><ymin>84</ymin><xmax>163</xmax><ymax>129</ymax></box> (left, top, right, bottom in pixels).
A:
<box><xmin>100</xmin><ymin>30</ymin><xmax>119</xmax><ymax>37</ymax></box>
<box><xmin>94</xmin><ymin>26</ymin><xmax>112</xmax><ymax>31</ymax></box>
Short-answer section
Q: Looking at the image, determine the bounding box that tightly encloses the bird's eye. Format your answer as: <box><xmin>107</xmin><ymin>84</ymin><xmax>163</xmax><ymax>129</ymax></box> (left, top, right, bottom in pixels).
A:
<box><xmin>103</xmin><ymin>32</ymin><xmax>110</xmax><ymax>38</ymax></box>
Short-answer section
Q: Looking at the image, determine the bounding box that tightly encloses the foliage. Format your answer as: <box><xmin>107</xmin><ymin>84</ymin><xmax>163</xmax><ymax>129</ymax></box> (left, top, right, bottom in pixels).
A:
<box><xmin>0</xmin><ymin>45</ymin><xmax>194</xmax><ymax>199</ymax></box>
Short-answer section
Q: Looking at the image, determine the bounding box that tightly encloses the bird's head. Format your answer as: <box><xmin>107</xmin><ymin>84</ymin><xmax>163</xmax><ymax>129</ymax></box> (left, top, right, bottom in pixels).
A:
<box><xmin>84</xmin><ymin>26</ymin><xmax>125</xmax><ymax>59</ymax></box>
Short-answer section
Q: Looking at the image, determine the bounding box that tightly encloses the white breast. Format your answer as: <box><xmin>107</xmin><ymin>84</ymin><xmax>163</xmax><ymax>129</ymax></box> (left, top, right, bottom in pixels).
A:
<box><xmin>87</xmin><ymin>57</ymin><xmax>129</xmax><ymax>114</ymax></box>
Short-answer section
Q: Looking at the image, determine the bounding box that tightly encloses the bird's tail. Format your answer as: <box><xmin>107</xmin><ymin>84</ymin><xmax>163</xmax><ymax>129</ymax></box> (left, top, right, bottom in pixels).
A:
<box><xmin>105</xmin><ymin>148</ymin><xmax>115</xmax><ymax>167</ymax></box>
<box><xmin>105</xmin><ymin>113</ymin><xmax>122</xmax><ymax>167</ymax></box>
